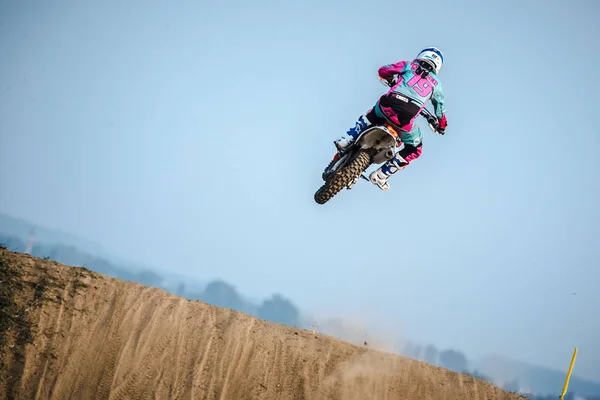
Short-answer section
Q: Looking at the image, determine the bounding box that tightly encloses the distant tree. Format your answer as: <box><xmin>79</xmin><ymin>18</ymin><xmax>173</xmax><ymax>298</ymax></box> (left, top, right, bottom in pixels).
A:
<box><xmin>412</xmin><ymin>344</ymin><xmax>423</xmax><ymax>360</ymax></box>
<box><xmin>402</xmin><ymin>342</ymin><xmax>423</xmax><ymax>360</ymax></box>
<box><xmin>401</xmin><ymin>342</ymin><xmax>414</xmax><ymax>357</ymax></box>
<box><xmin>257</xmin><ymin>294</ymin><xmax>299</xmax><ymax>327</ymax></box>
<box><xmin>501</xmin><ymin>379</ymin><xmax>520</xmax><ymax>393</ymax></box>
<box><xmin>464</xmin><ymin>369</ymin><xmax>492</xmax><ymax>383</ymax></box>
<box><xmin>423</xmin><ymin>345</ymin><xmax>439</xmax><ymax>365</ymax></box>
<box><xmin>46</xmin><ymin>244</ymin><xmax>85</xmax><ymax>266</ymax></box>
<box><xmin>200</xmin><ymin>280</ymin><xmax>244</xmax><ymax>311</ymax></box>
<box><xmin>439</xmin><ymin>349</ymin><xmax>468</xmax><ymax>373</ymax></box>
<box><xmin>135</xmin><ymin>270</ymin><xmax>162</xmax><ymax>287</ymax></box>
<box><xmin>174</xmin><ymin>282</ymin><xmax>186</xmax><ymax>296</ymax></box>
<box><xmin>86</xmin><ymin>258</ymin><xmax>117</xmax><ymax>276</ymax></box>
<box><xmin>0</xmin><ymin>235</ymin><xmax>25</xmax><ymax>252</ymax></box>
<box><xmin>29</xmin><ymin>245</ymin><xmax>44</xmax><ymax>258</ymax></box>
<box><xmin>185</xmin><ymin>290</ymin><xmax>204</xmax><ymax>301</ymax></box>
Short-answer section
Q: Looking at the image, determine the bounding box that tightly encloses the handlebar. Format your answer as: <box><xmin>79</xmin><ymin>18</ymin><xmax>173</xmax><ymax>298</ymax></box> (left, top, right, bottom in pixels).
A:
<box><xmin>419</xmin><ymin>107</ymin><xmax>439</xmax><ymax>129</ymax></box>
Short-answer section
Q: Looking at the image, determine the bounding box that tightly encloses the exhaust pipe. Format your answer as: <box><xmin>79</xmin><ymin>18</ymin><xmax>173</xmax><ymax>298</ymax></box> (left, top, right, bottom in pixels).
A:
<box><xmin>385</xmin><ymin>149</ymin><xmax>395</xmax><ymax>159</ymax></box>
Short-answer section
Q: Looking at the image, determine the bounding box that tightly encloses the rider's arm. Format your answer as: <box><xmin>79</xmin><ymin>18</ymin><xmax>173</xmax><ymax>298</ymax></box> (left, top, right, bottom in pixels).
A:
<box><xmin>378</xmin><ymin>61</ymin><xmax>409</xmax><ymax>80</ymax></box>
<box><xmin>431</xmin><ymin>83</ymin><xmax>446</xmax><ymax>119</ymax></box>
<box><xmin>431</xmin><ymin>83</ymin><xmax>447</xmax><ymax>130</ymax></box>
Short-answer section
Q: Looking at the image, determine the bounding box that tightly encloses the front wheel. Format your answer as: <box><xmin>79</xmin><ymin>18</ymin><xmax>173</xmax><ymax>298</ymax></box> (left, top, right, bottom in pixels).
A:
<box><xmin>314</xmin><ymin>150</ymin><xmax>371</xmax><ymax>205</ymax></box>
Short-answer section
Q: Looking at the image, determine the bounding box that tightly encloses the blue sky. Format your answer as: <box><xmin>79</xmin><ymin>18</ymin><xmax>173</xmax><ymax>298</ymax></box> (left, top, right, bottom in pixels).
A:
<box><xmin>1</xmin><ymin>0</ymin><xmax>599</xmax><ymax>382</ymax></box>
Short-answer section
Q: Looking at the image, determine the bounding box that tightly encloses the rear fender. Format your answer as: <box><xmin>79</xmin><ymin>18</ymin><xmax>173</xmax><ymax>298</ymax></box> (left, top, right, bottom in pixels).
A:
<box><xmin>355</xmin><ymin>125</ymin><xmax>401</xmax><ymax>164</ymax></box>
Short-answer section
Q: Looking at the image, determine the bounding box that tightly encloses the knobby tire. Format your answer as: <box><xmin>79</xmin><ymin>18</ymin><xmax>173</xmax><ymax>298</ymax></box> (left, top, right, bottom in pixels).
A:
<box><xmin>314</xmin><ymin>151</ymin><xmax>371</xmax><ymax>204</ymax></box>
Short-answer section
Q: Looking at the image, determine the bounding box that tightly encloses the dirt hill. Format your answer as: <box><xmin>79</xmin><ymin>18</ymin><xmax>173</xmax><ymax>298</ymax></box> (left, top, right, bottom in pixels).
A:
<box><xmin>0</xmin><ymin>249</ymin><xmax>525</xmax><ymax>400</ymax></box>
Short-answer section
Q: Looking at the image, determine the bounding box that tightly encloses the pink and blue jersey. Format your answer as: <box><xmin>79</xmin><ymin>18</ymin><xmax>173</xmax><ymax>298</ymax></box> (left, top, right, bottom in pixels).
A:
<box><xmin>378</xmin><ymin>60</ymin><xmax>446</xmax><ymax>122</ymax></box>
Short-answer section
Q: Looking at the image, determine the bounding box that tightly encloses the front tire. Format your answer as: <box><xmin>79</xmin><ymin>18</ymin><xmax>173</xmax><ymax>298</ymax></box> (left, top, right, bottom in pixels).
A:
<box><xmin>314</xmin><ymin>150</ymin><xmax>371</xmax><ymax>205</ymax></box>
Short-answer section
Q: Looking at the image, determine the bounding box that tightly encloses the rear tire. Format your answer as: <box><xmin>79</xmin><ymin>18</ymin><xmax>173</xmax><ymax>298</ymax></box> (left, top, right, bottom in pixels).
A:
<box><xmin>314</xmin><ymin>151</ymin><xmax>371</xmax><ymax>205</ymax></box>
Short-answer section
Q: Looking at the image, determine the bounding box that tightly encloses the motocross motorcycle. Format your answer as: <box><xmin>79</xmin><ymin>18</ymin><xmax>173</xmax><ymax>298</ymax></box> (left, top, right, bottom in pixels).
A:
<box><xmin>314</xmin><ymin>77</ymin><xmax>442</xmax><ymax>205</ymax></box>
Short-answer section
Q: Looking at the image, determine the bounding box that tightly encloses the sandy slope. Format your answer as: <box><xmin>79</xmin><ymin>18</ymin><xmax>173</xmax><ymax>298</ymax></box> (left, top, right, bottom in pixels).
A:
<box><xmin>0</xmin><ymin>249</ymin><xmax>524</xmax><ymax>400</ymax></box>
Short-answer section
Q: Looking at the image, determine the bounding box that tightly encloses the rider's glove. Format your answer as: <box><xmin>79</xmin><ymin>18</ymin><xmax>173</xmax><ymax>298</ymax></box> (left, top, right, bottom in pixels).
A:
<box><xmin>437</xmin><ymin>115</ymin><xmax>447</xmax><ymax>135</ymax></box>
<box><xmin>379</xmin><ymin>74</ymin><xmax>396</xmax><ymax>87</ymax></box>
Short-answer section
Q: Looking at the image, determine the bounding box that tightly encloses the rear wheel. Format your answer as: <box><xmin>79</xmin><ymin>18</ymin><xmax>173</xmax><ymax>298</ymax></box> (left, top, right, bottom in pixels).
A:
<box><xmin>314</xmin><ymin>150</ymin><xmax>371</xmax><ymax>204</ymax></box>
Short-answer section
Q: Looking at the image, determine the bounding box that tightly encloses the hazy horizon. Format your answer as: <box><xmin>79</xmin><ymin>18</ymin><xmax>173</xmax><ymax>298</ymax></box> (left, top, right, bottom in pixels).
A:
<box><xmin>0</xmin><ymin>210</ymin><xmax>594</xmax><ymax>386</ymax></box>
<box><xmin>1</xmin><ymin>0</ymin><xmax>599</xmax><ymax>383</ymax></box>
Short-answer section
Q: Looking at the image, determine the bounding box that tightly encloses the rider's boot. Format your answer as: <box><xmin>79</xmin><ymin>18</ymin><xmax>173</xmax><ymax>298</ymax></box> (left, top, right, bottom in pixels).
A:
<box><xmin>369</xmin><ymin>153</ymin><xmax>409</xmax><ymax>191</ymax></box>
<box><xmin>334</xmin><ymin>115</ymin><xmax>371</xmax><ymax>152</ymax></box>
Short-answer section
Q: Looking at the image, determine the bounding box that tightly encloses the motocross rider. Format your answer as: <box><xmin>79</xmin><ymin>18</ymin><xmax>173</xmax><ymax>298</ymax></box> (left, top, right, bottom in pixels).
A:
<box><xmin>333</xmin><ymin>47</ymin><xmax>448</xmax><ymax>191</ymax></box>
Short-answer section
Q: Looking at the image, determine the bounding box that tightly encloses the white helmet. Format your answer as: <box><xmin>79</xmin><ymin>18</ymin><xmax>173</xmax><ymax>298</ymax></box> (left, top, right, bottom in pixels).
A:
<box><xmin>415</xmin><ymin>47</ymin><xmax>444</xmax><ymax>74</ymax></box>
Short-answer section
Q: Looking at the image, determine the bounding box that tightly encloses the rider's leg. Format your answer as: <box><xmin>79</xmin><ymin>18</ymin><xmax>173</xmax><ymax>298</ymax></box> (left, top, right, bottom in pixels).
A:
<box><xmin>333</xmin><ymin>114</ymin><xmax>370</xmax><ymax>152</ymax></box>
<box><xmin>335</xmin><ymin>91</ymin><xmax>420</xmax><ymax>151</ymax></box>
<box><xmin>369</xmin><ymin>123</ymin><xmax>423</xmax><ymax>191</ymax></box>
<box><xmin>333</xmin><ymin>106</ymin><xmax>386</xmax><ymax>152</ymax></box>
